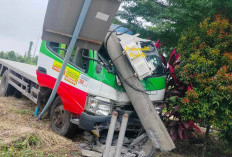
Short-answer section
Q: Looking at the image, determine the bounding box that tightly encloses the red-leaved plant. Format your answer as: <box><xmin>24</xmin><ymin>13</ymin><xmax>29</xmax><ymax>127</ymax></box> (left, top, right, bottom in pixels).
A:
<box><xmin>155</xmin><ymin>40</ymin><xmax>202</xmax><ymax>142</ymax></box>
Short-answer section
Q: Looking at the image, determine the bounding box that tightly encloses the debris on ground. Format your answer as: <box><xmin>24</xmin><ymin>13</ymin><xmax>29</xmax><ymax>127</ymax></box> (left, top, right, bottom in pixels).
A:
<box><xmin>0</xmin><ymin>96</ymin><xmax>231</xmax><ymax>157</ymax></box>
<box><xmin>77</xmin><ymin>130</ymin><xmax>155</xmax><ymax>157</ymax></box>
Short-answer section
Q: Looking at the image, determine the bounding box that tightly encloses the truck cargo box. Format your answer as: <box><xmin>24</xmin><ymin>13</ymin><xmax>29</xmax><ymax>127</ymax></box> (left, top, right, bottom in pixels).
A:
<box><xmin>42</xmin><ymin>0</ymin><xmax>121</xmax><ymax>50</ymax></box>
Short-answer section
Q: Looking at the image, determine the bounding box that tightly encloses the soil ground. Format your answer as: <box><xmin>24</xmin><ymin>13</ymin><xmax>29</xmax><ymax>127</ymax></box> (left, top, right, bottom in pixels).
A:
<box><xmin>0</xmin><ymin>96</ymin><xmax>231</xmax><ymax>157</ymax></box>
<box><xmin>0</xmin><ymin>96</ymin><xmax>80</xmax><ymax>157</ymax></box>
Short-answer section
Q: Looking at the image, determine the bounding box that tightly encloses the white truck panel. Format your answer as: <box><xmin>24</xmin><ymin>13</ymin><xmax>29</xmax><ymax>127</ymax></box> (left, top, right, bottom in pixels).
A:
<box><xmin>0</xmin><ymin>59</ymin><xmax>37</xmax><ymax>83</ymax></box>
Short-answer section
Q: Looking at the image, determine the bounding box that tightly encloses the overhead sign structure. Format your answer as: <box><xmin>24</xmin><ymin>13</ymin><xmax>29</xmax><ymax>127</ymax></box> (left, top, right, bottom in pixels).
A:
<box><xmin>42</xmin><ymin>0</ymin><xmax>121</xmax><ymax>50</ymax></box>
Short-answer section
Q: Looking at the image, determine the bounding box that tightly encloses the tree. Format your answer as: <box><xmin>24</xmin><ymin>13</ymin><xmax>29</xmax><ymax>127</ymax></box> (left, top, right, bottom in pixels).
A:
<box><xmin>176</xmin><ymin>15</ymin><xmax>232</xmax><ymax>156</ymax></box>
<box><xmin>0</xmin><ymin>50</ymin><xmax>38</xmax><ymax>65</ymax></box>
<box><xmin>7</xmin><ymin>51</ymin><xmax>17</xmax><ymax>61</ymax></box>
<box><xmin>27</xmin><ymin>41</ymin><xmax>33</xmax><ymax>59</ymax></box>
<box><xmin>118</xmin><ymin>0</ymin><xmax>232</xmax><ymax>50</ymax></box>
<box><xmin>0</xmin><ymin>51</ymin><xmax>4</xmax><ymax>58</ymax></box>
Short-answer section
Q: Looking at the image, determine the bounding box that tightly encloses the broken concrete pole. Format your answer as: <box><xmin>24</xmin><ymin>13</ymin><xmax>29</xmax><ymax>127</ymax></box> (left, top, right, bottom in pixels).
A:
<box><xmin>103</xmin><ymin>111</ymin><xmax>118</xmax><ymax>157</ymax></box>
<box><xmin>115</xmin><ymin>113</ymin><xmax>129</xmax><ymax>157</ymax></box>
<box><xmin>104</xmin><ymin>31</ymin><xmax>175</xmax><ymax>152</ymax></box>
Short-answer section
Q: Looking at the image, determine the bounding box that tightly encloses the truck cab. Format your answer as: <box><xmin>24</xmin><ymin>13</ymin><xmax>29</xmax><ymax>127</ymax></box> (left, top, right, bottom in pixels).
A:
<box><xmin>36</xmin><ymin>33</ymin><xmax>166</xmax><ymax>137</ymax></box>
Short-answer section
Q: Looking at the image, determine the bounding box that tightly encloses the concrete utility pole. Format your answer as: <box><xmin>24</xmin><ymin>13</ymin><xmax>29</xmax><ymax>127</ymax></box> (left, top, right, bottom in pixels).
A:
<box><xmin>104</xmin><ymin>31</ymin><xmax>175</xmax><ymax>152</ymax></box>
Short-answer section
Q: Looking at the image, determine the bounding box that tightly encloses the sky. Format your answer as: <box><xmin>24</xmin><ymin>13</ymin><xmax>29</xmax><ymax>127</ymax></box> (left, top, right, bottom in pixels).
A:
<box><xmin>0</xmin><ymin>0</ymin><xmax>48</xmax><ymax>56</ymax></box>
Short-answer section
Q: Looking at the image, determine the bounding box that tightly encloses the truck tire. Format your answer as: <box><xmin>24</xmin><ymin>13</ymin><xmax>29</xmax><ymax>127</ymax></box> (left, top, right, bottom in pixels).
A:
<box><xmin>0</xmin><ymin>70</ymin><xmax>15</xmax><ymax>97</ymax></box>
<box><xmin>50</xmin><ymin>96</ymin><xmax>77</xmax><ymax>138</ymax></box>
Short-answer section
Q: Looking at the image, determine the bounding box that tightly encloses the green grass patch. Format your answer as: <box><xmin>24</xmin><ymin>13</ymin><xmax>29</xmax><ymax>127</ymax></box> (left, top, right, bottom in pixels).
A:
<box><xmin>0</xmin><ymin>134</ymin><xmax>43</xmax><ymax>157</ymax></box>
<box><xmin>10</xmin><ymin>108</ymin><xmax>32</xmax><ymax>115</ymax></box>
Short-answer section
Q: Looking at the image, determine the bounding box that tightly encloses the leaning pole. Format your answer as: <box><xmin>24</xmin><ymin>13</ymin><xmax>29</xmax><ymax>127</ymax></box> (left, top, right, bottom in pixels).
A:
<box><xmin>104</xmin><ymin>31</ymin><xmax>175</xmax><ymax>152</ymax></box>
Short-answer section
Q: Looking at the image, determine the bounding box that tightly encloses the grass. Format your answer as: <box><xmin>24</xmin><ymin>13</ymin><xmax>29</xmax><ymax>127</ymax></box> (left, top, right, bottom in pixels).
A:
<box><xmin>0</xmin><ymin>133</ymin><xmax>81</xmax><ymax>157</ymax></box>
<box><xmin>10</xmin><ymin>108</ymin><xmax>32</xmax><ymax>115</ymax></box>
<box><xmin>0</xmin><ymin>133</ymin><xmax>44</xmax><ymax>157</ymax></box>
<box><xmin>0</xmin><ymin>97</ymin><xmax>80</xmax><ymax>157</ymax></box>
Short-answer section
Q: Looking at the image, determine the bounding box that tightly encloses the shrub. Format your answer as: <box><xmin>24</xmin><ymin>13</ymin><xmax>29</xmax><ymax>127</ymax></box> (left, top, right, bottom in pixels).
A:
<box><xmin>176</xmin><ymin>15</ymin><xmax>232</xmax><ymax>143</ymax></box>
<box><xmin>158</xmin><ymin>48</ymin><xmax>203</xmax><ymax>142</ymax></box>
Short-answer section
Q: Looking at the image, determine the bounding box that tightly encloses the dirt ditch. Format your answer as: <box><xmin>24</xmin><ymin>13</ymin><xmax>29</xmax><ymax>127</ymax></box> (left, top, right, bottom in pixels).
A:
<box><xmin>0</xmin><ymin>97</ymin><xmax>80</xmax><ymax>157</ymax></box>
<box><xmin>0</xmin><ymin>96</ymin><xmax>231</xmax><ymax>157</ymax></box>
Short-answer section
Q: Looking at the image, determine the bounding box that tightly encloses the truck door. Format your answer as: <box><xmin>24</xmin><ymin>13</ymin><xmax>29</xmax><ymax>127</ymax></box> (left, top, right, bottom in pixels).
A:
<box><xmin>37</xmin><ymin>41</ymin><xmax>91</xmax><ymax>115</ymax></box>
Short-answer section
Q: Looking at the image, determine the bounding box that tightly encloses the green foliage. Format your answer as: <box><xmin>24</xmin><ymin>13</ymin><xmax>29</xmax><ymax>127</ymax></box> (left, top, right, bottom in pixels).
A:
<box><xmin>118</xmin><ymin>0</ymin><xmax>232</xmax><ymax>50</ymax></box>
<box><xmin>0</xmin><ymin>133</ymin><xmax>71</xmax><ymax>157</ymax></box>
<box><xmin>10</xmin><ymin>108</ymin><xmax>32</xmax><ymax>115</ymax></box>
<box><xmin>177</xmin><ymin>15</ymin><xmax>232</xmax><ymax>143</ymax></box>
<box><xmin>0</xmin><ymin>134</ymin><xmax>43</xmax><ymax>157</ymax></box>
<box><xmin>27</xmin><ymin>41</ymin><xmax>33</xmax><ymax>59</ymax></box>
<box><xmin>0</xmin><ymin>51</ymin><xmax>38</xmax><ymax>65</ymax></box>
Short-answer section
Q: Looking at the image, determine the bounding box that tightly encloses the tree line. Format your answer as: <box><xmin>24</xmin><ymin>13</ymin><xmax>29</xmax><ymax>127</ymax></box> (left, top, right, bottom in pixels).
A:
<box><xmin>0</xmin><ymin>41</ymin><xmax>38</xmax><ymax>65</ymax></box>
<box><xmin>117</xmin><ymin>0</ymin><xmax>232</xmax><ymax>51</ymax></box>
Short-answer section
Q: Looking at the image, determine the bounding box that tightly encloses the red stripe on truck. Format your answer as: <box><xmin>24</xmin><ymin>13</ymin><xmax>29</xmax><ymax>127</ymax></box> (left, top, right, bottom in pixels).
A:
<box><xmin>36</xmin><ymin>70</ymin><xmax>87</xmax><ymax>115</ymax></box>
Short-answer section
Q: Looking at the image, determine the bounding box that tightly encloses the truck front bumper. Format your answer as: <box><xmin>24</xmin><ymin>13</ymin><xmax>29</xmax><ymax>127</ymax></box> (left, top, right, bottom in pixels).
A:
<box><xmin>79</xmin><ymin>112</ymin><xmax>111</xmax><ymax>131</ymax></box>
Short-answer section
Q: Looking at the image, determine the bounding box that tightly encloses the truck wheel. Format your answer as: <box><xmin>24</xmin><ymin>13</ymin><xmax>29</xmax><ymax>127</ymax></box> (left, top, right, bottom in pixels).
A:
<box><xmin>50</xmin><ymin>96</ymin><xmax>77</xmax><ymax>138</ymax></box>
<box><xmin>0</xmin><ymin>70</ymin><xmax>14</xmax><ymax>97</ymax></box>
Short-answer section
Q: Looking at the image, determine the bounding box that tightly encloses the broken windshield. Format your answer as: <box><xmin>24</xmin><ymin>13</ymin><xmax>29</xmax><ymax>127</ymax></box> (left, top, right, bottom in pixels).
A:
<box><xmin>140</xmin><ymin>41</ymin><xmax>165</xmax><ymax>76</ymax></box>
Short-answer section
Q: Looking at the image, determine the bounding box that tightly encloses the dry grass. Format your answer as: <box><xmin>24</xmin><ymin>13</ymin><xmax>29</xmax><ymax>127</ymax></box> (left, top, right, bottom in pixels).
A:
<box><xmin>0</xmin><ymin>97</ymin><xmax>80</xmax><ymax>157</ymax></box>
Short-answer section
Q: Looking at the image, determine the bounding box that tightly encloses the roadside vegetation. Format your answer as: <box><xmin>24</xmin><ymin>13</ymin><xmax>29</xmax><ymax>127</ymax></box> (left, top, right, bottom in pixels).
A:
<box><xmin>177</xmin><ymin>15</ymin><xmax>232</xmax><ymax>155</ymax></box>
<box><xmin>0</xmin><ymin>97</ymin><xmax>80</xmax><ymax>157</ymax></box>
<box><xmin>118</xmin><ymin>1</ymin><xmax>232</xmax><ymax>156</ymax></box>
<box><xmin>0</xmin><ymin>41</ymin><xmax>38</xmax><ymax>65</ymax></box>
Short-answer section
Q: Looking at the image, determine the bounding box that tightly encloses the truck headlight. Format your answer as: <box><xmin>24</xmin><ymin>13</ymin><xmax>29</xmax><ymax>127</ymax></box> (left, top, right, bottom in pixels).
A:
<box><xmin>85</xmin><ymin>96</ymin><xmax>113</xmax><ymax>116</ymax></box>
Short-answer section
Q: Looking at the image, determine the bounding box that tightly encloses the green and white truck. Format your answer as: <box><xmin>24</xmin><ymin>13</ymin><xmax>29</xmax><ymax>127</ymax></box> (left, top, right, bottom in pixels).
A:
<box><xmin>0</xmin><ymin>30</ymin><xmax>166</xmax><ymax>137</ymax></box>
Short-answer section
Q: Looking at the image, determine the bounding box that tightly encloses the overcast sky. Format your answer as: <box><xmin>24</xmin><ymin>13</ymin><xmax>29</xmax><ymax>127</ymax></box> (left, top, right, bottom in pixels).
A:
<box><xmin>0</xmin><ymin>0</ymin><xmax>48</xmax><ymax>56</ymax></box>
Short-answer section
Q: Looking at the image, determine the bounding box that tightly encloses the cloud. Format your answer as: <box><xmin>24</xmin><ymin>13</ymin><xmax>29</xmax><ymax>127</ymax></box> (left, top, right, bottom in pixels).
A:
<box><xmin>0</xmin><ymin>0</ymin><xmax>48</xmax><ymax>55</ymax></box>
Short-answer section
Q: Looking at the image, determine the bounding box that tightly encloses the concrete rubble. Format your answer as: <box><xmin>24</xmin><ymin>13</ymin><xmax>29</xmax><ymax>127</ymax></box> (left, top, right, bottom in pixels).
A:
<box><xmin>81</xmin><ymin>149</ymin><xmax>102</xmax><ymax>157</ymax></box>
<box><xmin>78</xmin><ymin>131</ymin><xmax>155</xmax><ymax>157</ymax></box>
